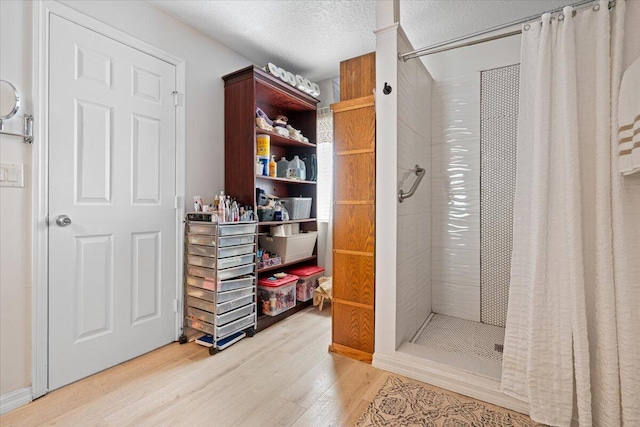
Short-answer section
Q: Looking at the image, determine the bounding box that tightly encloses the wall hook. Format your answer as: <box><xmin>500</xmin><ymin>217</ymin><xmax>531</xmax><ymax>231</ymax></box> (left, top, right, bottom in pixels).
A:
<box><xmin>383</xmin><ymin>82</ymin><xmax>392</xmax><ymax>95</ymax></box>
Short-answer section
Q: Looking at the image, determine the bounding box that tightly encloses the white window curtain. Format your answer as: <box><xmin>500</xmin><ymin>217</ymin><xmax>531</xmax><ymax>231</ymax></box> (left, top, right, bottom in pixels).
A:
<box><xmin>502</xmin><ymin>1</ymin><xmax>640</xmax><ymax>426</ymax></box>
<box><xmin>316</xmin><ymin>108</ymin><xmax>333</xmax><ymax>275</ymax></box>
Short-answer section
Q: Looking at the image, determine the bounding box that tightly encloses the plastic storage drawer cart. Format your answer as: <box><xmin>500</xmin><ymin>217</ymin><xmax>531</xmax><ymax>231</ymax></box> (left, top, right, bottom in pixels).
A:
<box><xmin>257</xmin><ymin>274</ymin><xmax>298</xmax><ymax>316</ymax></box>
<box><xmin>287</xmin><ymin>265</ymin><xmax>325</xmax><ymax>302</ymax></box>
<box><xmin>180</xmin><ymin>212</ymin><xmax>257</xmax><ymax>355</ymax></box>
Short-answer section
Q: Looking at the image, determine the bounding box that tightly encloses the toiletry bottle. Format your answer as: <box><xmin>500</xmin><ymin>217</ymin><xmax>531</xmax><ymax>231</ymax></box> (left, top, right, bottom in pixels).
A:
<box><xmin>269</xmin><ymin>155</ymin><xmax>277</xmax><ymax>177</ymax></box>
<box><xmin>218</xmin><ymin>191</ymin><xmax>225</xmax><ymax>222</ymax></box>
<box><xmin>288</xmin><ymin>155</ymin><xmax>306</xmax><ymax>180</ymax></box>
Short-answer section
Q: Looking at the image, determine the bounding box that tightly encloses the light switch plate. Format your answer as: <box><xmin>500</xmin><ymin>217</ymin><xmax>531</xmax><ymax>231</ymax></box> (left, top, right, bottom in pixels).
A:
<box><xmin>0</xmin><ymin>163</ymin><xmax>24</xmax><ymax>188</ymax></box>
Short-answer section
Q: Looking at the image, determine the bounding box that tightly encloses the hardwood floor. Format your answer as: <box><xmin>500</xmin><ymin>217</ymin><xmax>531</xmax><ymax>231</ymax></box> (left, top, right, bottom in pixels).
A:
<box><xmin>1</xmin><ymin>307</ymin><xmax>390</xmax><ymax>427</ymax></box>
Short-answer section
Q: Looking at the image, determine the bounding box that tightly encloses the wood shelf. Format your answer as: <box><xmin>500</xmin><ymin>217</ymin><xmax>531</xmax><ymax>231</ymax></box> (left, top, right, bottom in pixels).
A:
<box><xmin>258</xmin><ymin>256</ymin><xmax>317</xmax><ymax>274</ymax></box>
<box><xmin>258</xmin><ymin>218</ymin><xmax>316</xmax><ymax>226</ymax></box>
<box><xmin>257</xmin><ymin>299</ymin><xmax>314</xmax><ymax>331</ymax></box>
<box><xmin>255</xmin><ymin>175</ymin><xmax>317</xmax><ymax>185</ymax></box>
<box><xmin>255</xmin><ymin>128</ymin><xmax>316</xmax><ymax>148</ymax></box>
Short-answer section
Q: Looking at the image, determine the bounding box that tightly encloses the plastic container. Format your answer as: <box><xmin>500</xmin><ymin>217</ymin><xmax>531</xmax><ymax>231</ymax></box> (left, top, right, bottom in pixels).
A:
<box><xmin>256</xmin><ymin>134</ymin><xmax>270</xmax><ymax>158</ymax></box>
<box><xmin>217</xmin><ymin>263</ymin><xmax>255</xmax><ymax>280</ymax></box>
<box><xmin>218</xmin><ymin>223</ymin><xmax>257</xmax><ymax>237</ymax></box>
<box><xmin>187</xmin><ymin>244</ymin><xmax>217</xmax><ymax>258</ymax></box>
<box><xmin>216</xmin><ymin>304</ymin><xmax>254</xmax><ymax>326</ymax></box>
<box><xmin>287</xmin><ymin>265</ymin><xmax>325</xmax><ymax>302</ymax></box>
<box><xmin>217</xmin><ymin>294</ymin><xmax>254</xmax><ymax>314</ymax></box>
<box><xmin>258</xmin><ymin>208</ymin><xmax>275</xmax><ymax>222</ymax></box>
<box><xmin>217</xmin><ymin>313</ymin><xmax>254</xmax><ymax>338</ymax></box>
<box><xmin>216</xmin><ymin>253</ymin><xmax>255</xmax><ymax>270</ymax></box>
<box><xmin>187</xmin><ymin>255</ymin><xmax>216</xmax><ymax>269</ymax></box>
<box><xmin>218</xmin><ymin>234</ymin><xmax>255</xmax><ymax>247</ymax></box>
<box><xmin>218</xmin><ymin>244</ymin><xmax>255</xmax><ymax>258</ymax></box>
<box><xmin>186</xmin><ymin>265</ymin><xmax>216</xmax><ymax>281</ymax></box>
<box><xmin>287</xmin><ymin>155</ymin><xmax>306</xmax><ymax>180</ymax></box>
<box><xmin>217</xmin><ymin>286</ymin><xmax>254</xmax><ymax>303</ymax></box>
<box><xmin>257</xmin><ymin>274</ymin><xmax>298</xmax><ymax>316</ymax></box>
<box><xmin>186</xmin><ymin>285</ymin><xmax>216</xmax><ymax>303</ymax></box>
<box><xmin>187</xmin><ymin>234</ymin><xmax>216</xmax><ymax>246</ymax></box>
<box><xmin>188</xmin><ymin>223</ymin><xmax>216</xmax><ymax>235</ymax></box>
<box><xmin>258</xmin><ymin>231</ymin><xmax>318</xmax><ymax>264</ymax></box>
<box><xmin>279</xmin><ymin>197</ymin><xmax>312</xmax><ymax>220</ymax></box>
<box><xmin>185</xmin><ymin>317</ymin><xmax>215</xmax><ymax>336</ymax></box>
<box><xmin>277</xmin><ymin>157</ymin><xmax>289</xmax><ymax>178</ymax></box>
<box><xmin>218</xmin><ymin>275</ymin><xmax>254</xmax><ymax>292</ymax></box>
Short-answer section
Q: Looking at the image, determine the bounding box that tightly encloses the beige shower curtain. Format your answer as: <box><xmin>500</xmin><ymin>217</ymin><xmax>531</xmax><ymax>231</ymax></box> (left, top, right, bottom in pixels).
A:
<box><xmin>502</xmin><ymin>1</ymin><xmax>640</xmax><ymax>426</ymax></box>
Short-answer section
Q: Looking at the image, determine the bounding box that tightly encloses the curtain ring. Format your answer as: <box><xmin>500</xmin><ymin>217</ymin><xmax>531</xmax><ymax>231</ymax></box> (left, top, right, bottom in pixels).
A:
<box><xmin>593</xmin><ymin>4</ymin><xmax>600</xmax><ymax>11</ymax></box>
<box><xmin>523</xmin><ymin>24</ymin><xmax>531</xmax><ymax>31</ymax></box>
<box><xmin>558</xmin><ymin>14</ymin><xmax>565</xmax><ymax>21</ymax></box>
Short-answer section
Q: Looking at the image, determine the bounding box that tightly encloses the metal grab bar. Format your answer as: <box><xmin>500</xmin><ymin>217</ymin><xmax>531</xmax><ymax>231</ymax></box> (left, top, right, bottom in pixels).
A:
<box><xmin>398</xmin><ymin>165</ymin><xmax>426</xmax><ymax>203</ymax></box>
<box><xmin>0</xmin><ymin>115</ymin><xmax>33</xmax><ymax>144</ymax></box>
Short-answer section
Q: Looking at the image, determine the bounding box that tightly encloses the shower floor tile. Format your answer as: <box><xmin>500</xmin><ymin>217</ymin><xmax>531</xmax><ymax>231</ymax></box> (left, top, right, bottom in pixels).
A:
<box><xmin>412</xmin><ymin>314</ymin><xmax>505</xmax><ymax>368</ymax></box>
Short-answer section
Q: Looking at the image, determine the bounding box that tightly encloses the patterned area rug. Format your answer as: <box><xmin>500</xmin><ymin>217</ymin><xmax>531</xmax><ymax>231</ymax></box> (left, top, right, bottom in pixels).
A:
<box><xmin>356</xmin><ymin>376</ymin><xmax>544</xmax><ymax>427</ymax></box>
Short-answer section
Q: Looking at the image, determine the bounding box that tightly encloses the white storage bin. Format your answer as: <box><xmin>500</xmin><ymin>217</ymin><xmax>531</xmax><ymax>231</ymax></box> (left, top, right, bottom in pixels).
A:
<box><xmin>218</xmin><ymin>244</ymin><xmax>255</xmax><ymax>258</ymax></box>
<box><xmin>187</xmin><ymin>244</ymin><xmax>216</xmax><ymax>258</ymax></box>
<box><xmin>187</xmin><ymin>234</ymin><xmax>216</xmax><ymax>246</ymax></box>
<box><xmin>187</xmin><ymin>255</ymin><xmax>216</xmax><ymax>269</ymax></box>
<box><xmin>217</xmin><ymin>294</ymin><xmax>254</xmax><ymax>314</ymax></box>
<box><xmin>188</xmin><ymin>223</ymin><xmax>216</xmax><ymax>235</ymax></box>
<box><xmin>217</xmin><ymin>286</ymin><xmax>254</xmax><ymax>303</ymax></box>
<box><xmin>216</xmin><ymin>253</ymin><xmax>254</xmax><ymax>270</ymax></box>
<box><xmin>218</xmin><ymin>276</ymin><xmax>254</xmax><ymax>292</ymax></box>
<box><xmin>218</xmin><ymin>234</ymin><xmax>255</xmax><ymax>247</ymax></box>
<box><xmin>187</xmin><ymin>306</ymin><xmax>216</xmax><ymax>324</ymax></box>
<box><xmin>218</xmin><ymin>223</ymin><xmax>257</xmax><ymax>236</ymax></box>
<box><xmin>258</xmin><ymin>231</ymin><xmax>318</xmax><ymax>264</ymax></box>
<box><xmin>217</xmin><ymin>263</ymin><xmax>255</xmax><ymax>281</ymax></box>
<box><xmin>216</xmin><ymin>313</ymin><xmax>254</xmax><ymax>338</ymax></box>
<box><xmin>279</xmin><ymin>197</ymin><xmax>312</xmax><ymax>220</ymax></box>
<box><xmin>187</xmin><ymin>296</ymin><xmax>215</xmax><ymax>313</ymax></box>
<box><xmin>216</xmin><ymin>304</ymin><xmax>254</xmax><ymax>325</ymax></box>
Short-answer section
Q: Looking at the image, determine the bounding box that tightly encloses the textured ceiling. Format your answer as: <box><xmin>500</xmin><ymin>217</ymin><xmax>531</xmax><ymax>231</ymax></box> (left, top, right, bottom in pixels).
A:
<box><xmin>150</xmin><ymin>0</ymin><xmax>572</xmax><ymax>81</ymax></box>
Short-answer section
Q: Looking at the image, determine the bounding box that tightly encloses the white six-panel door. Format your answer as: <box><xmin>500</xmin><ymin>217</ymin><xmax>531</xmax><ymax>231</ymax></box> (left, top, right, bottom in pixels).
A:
<box><xmin>48</xmin><ymin>14</ymin><xmax>177</xmax><ymax>390</ymax></box>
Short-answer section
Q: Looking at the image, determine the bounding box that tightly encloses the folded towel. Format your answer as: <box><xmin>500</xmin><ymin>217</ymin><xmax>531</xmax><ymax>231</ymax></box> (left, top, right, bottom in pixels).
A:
<box><xmin>618</xmin><ymin>56</ymin><xmax>640</xmax><ymax>175</ymax></box>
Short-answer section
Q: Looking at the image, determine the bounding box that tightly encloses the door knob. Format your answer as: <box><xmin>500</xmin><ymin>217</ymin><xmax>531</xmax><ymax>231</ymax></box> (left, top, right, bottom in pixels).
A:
<box><xmin>55</xmin><ymin>215</ymin><xmax>72</xmax><ymax>227</ymax></box>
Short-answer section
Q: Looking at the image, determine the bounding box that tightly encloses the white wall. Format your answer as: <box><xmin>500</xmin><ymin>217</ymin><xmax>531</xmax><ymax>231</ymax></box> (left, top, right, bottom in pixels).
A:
<box><xmin>396</xmin><ymin>28</ymin><xmax>432</xmax><ymax>346</ymax></box>
<box><xmin>0</xmin><ymin>0</ymin><xmax>34</xmax><ymax>397</ymax></box>
<box><xmin>0</xmin><ymin>0</ymin><xmax>252</xmax><ymax>397</ymax></box>
<box><xmin>426</xmin><ymin>35</ymin><xmax>521</xmax><ymax>323</ymax></box>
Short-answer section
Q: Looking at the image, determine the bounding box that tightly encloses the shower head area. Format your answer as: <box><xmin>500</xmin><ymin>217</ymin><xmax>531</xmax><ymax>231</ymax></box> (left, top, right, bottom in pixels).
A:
<box><xmin>395</xmin><ymin>30</ymin><xmax>521</xmax><ymax>381</ymax></box>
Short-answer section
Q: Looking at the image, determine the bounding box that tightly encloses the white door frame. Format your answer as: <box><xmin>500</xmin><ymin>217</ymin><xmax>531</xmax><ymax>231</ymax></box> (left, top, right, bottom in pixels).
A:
<box><xmin>32</xmin><ymin>0</ymin><xmax>186</xmax><ymax>399</ymax></box>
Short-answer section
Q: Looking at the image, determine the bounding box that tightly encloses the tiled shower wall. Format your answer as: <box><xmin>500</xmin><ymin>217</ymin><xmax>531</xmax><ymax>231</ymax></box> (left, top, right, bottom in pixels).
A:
<box><xmin>396</xmin><ymin>29</ymin><xmax>433</xmax><ymax>347</ymax></box>
<box><xmin>431</xmin><ymin>74</ymin><xmax>481</xmax><ymax>322</ymax></box>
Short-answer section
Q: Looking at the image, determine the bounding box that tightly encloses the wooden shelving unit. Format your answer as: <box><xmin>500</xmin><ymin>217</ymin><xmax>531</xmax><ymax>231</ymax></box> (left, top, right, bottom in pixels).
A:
<box><xmin>223</xmin><ymin>66</ymin><xmax>320</xmax><ymax>332</ymax></box>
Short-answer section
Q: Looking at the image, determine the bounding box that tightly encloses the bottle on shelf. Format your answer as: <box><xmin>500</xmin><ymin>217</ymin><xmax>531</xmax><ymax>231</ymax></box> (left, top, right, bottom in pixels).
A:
<box><xmin>218</xmin><ymin>191</ymin><xmax>226</xmax><ymax>222</ymax></box>
<box><xmin>269</xmin><ymin>155</ymin><xmax>277</xmax><ymax>177</ymax></box>
<box><xmin>287</xmin><ymin>155</ymin><xmax>306</xmax><ymax>180</ymax></box>
<box><xmin>277</xmin><ymin>156</ymin><xmax>289</xmax><ymax>178</ymax></box>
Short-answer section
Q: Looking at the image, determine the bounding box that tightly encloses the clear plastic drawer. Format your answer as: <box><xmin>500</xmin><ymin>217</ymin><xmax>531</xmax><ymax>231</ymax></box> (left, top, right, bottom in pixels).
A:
<box><xmin>187</xmin><ymin>223</ymin><xmax>217</xmax><ymax>235</ymax></box>
<box><xmin>216</xmin><ymin>304</ymin><xmax>254</xmax><ymax>326</ymax></box>
<box><xmin>187</xmin><ymin>234</ymin><xmax>216</xmax><ymax>246</ymax></box>
<box><xmin>185</xmin><ymin>316</ymin><xmax>214</xmax><ymax>335</ymax></box>
<box><xmin>187</xmin><ymin>296</ymin><xmax>216</xmax><ymax>313</ymax></box>
<box><xmin>218</xmin><ymin>234</ymin><xmax>254</xmax><ymax>248</ymax></box>
<box><xmin>217</xmin><ymin>294</ymin><xmax>254</xmax><ymax>314</ymax></box>
<box><xmin>186</xmin><ymin>275</ymin><xmax>216</xmax><ymax>292</ymax></box>
<box><xmin>217</xmin><ymin>286</ymin><xmax>254</xmax><ymax>303</ymax></box>
<box><xmin>187</xmin><ymin>255</ymin><xmax>216</xmax><ymax>269</ymax></box>
<box><xmin>217</xmin><ymin>263</ymin><xmax>255</xmax><ymax>281</ymax></box>
<box><xmin>187</xmin><ymin>245</ymin><xmax>216</xmax><ymax>258</ymax></box>
<box><xmin>186</xmin><ymin>285</ymin><xmax>216</xmax><ymax>303</ymax></box>
<box><xmin>218</xmin><ymin>223</ymin><xmax>257</xmax><ymax>237</ymax></box>
<box><xmin>216</xmin><ymin>313</ymin><xmax>254</xmax><ymax>338</ymax></box>
<box><xmin>218</xmin><ymin>275</ymin><xmax>253</xmax><ymax>292</ymax></box>
<box><xmin>216</xmin><ymin>254</ymin><xmax>255</xmax><ymax>270</ymax></box>
<box><xmin>186</xmin><ymin>265</ymin><xmax>216</xmax><ymax>281</ymax></box>
<box><xmin>187</xmin><ymin>306</ymin><xmax>216</xmax><ymax>324</ymax></box>
<box><xmin>219</xmin><ymin>244</ymin><xmax>255</xmax><ymax>258</ymax></box>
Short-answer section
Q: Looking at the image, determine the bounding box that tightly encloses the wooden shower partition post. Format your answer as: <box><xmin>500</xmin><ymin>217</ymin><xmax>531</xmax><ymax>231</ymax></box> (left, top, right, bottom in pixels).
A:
<box><xmin>329</xmin><ymin>52</ymin><xmax>376</xmax><ymax>363</ymax></box>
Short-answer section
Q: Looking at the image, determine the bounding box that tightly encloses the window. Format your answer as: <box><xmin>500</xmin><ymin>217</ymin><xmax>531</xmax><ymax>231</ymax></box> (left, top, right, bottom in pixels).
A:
<box><xmin>316</xmin><ymin>108</ymin><xmax>333</xmax><ymax>222</ymax></box>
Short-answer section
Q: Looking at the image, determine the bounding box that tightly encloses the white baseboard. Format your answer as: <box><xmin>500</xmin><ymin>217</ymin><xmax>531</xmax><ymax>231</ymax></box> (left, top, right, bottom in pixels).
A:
<box><xmin>0</xmin><ymin>386</ymin><xmax>32</xmax><ymax>415</ymax></box>
<box><xmin>372</xmin><ymin>352</ymin><xmax>530</xmax><ymax>415</ymax></box>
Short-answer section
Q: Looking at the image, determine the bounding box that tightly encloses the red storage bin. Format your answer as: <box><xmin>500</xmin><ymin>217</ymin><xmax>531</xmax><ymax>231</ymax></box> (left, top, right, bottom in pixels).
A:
<box><xmin>257</xmin><ymin>274</ymin><xmax>299</xmax><ymax>316</ymax></box>
<box><xmin>287</xmin><ymin>266</ymin><xmax>325</xmax><ymax>302</ymax></box>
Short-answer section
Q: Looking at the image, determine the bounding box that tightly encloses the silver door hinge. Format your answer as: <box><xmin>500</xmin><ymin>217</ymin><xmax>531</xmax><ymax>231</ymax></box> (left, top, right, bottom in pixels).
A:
<box><xmin>174</xmin><ymin>195</ymin><xmax>180</xmax><ymax>209</ymax></box>
<box><xmin>173</xmin><ymin>91</ymin><xmax>180</xmax><ymax>107</ymax></box>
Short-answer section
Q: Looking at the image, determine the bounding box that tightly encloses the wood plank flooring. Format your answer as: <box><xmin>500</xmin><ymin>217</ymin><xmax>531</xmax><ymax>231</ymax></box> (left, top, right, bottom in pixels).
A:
<box><xmin>1</xmin><ymin>307</ymin><xmax>392</xmax><ymax>427</ymax></box>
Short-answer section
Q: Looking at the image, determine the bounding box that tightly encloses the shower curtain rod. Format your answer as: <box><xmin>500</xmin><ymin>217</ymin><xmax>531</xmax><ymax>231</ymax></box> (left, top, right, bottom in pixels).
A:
<box><xmin>399</xmin><ymin>0</ymin><xmax>613</xmax><ymax>61</ymax></box>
